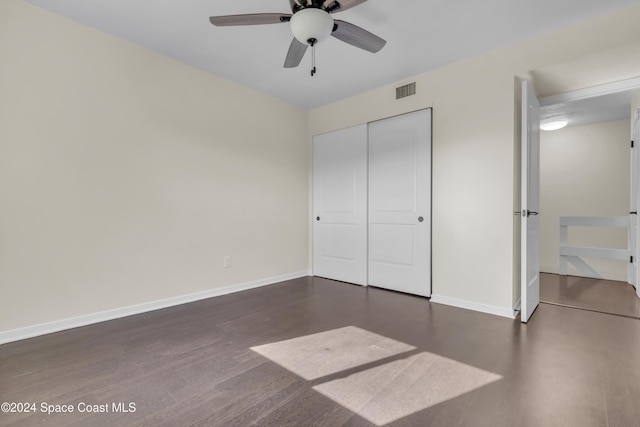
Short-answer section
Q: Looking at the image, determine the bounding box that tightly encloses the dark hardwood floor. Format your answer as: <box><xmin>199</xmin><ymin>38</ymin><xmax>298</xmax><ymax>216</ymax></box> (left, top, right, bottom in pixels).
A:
<box><xmin>2</xmin><ymin>276</ymin><xmax>640</xmax><ymax>426</ymax></box>
<box><xmin>540</xmin><ymin>272</ymin><xmax>640</xmax><ymax>318</ymax></box>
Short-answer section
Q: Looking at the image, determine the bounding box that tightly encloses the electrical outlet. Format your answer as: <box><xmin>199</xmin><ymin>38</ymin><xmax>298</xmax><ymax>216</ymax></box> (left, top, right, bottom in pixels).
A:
<box><xmin>223</xmin><ymin>256</ymin><xmax>231</xmax><ymax>268</ymax></box>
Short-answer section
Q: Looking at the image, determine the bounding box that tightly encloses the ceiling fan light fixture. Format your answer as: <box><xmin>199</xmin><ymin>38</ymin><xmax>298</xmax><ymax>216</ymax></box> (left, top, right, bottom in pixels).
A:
<box><xmin>540</xmin><ymin>120</ymin><xmax>568</xmax><ymax>131</ymax></box>
<box><xmin>290</xmin><ymin>8</ymin><xmax>334</xmax><ymax>45</ymax></box>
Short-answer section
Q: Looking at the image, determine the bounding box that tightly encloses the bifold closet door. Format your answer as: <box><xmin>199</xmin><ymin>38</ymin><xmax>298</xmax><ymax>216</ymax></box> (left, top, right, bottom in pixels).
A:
<box><xmin>368</xmin><ymin>109</ymin><xmax>431</xmax><ymax>297</ymax></box>
<box><xmin>312</xmin><ymin>125</ymin><xmax>368</xmax><ymax>285</ymax></box>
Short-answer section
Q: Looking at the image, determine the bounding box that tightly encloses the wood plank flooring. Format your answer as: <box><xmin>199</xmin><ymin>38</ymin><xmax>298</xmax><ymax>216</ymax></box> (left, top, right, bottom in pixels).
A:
<box><xmin>2</xmin><ymin>276</ymin><xmax>640</xmax><ymax>426</ymax></box>
<box><xmin>540</xmin><ymin>272</ymin><xmax>640</xmax><ymax>318</ymax></box>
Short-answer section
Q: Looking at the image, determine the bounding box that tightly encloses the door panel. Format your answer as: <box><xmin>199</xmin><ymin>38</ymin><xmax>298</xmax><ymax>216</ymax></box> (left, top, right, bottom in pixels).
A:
<box><xmin>631</xmin><ymin>113</ymin><xmax>639</xmax><ymax>293</ymax></box>
<box><xmin>317</xmin><ymin>224</ymin><xmax>357</xmax><ymax>260</ymax></box>
<box><xmin>369</xmin><ymin>132</ymin><xmax>417</xmax><ymax>213</ymax></box>
<box><xmin>313</xmin><ymin>125</ymin><xmax>367</xmax><ymax>285</ymax></box>
<box><xmin>368</xmin><ymin>110</ymin><xmax>431</xmax><ymax>297</ymax></box>
<box><xmin>521</xmin><ymin>81</ymin><xmax>541</xmax><ymax>323</ymax></box>
<box><xmin>369</xmin><ymin>224</ymin><xmax>415</xmax><ymax>266</ymax></box>
<box><xmin>322</xmin><ymin>165</ymin><xmax>357</xmax><ymax>212</ymax></box>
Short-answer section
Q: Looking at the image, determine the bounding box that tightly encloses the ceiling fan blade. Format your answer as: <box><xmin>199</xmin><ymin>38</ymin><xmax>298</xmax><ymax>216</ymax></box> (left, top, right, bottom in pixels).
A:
<box><xmin>324</xmin><ymin>0</ymin><xmax>368</xmax><ymax>13</ymax></box>
<box><xmin>209</xmin><ymin>13</ymin><xmax>291</xmax><ymax>27</ymax></box>
<box><xmin>284</xmin><ymin>38</ymin><xmax>308</xmax><ymax>68</ymax></box>
<box><xmin>331</xmin><ymin>20</ymin><xmax>386</xmax><ymax>53</ymax></box>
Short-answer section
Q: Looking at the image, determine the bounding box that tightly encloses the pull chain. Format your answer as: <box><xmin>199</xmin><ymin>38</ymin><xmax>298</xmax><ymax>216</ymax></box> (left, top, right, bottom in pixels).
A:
<box><xmin>309</xmin><ymin>38</ymin><xmax>317</xmax><ymax>77</ymax></box>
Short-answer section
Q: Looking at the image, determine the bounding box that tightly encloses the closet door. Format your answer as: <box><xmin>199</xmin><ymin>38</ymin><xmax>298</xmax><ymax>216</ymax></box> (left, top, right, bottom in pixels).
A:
<box><xmin>312</xmin><ymin>125</ymin><xmax>368</xmax><ymax>285</ymax></box>
<box><xmin>368</xmin><ymin>109</ymin><xmax>431</xmax><ymax>296</ymax></box>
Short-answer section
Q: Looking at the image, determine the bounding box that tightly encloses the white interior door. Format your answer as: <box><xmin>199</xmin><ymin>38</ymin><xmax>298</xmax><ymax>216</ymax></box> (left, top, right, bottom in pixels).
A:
<box><xmin>313</xmin><ymin>125</ymin><xmax>368</xmax><ymax>285</ymax></box>
<box><xmin>521</xmin><ymin>81</ymin><xmax>541</xmax><ymax>323</ymax></box>
<box><xmin>368</xmin><ymin>109</ymin><xmax>431</xmax><ymax>297</ymax></box>
<box><xmin>631</xmin><ymin>111</ymin><xmax>639</xmax><ymax>294</ymax></box>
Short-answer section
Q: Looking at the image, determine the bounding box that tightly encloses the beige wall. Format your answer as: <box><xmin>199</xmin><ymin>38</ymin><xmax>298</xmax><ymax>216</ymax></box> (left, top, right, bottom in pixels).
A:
<box><xmin>0</xmin><ymin>1</ymin><xmax>309</xmax><ymax>332</ymax></box>
<box><xmin>540</xmin><ymin>120</ymin><xmax>631</xmax><ymax>281</ymax></box>
<box><xmin>310</xmin><ymin>5</ymin><xmax>640</xmax><ymax>311</ymax></box>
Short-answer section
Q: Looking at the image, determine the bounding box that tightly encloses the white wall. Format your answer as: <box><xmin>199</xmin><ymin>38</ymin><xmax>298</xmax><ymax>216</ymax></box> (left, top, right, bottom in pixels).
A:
<box><xmin>540</xmin><ymin>120</ymin><xmax>631</xmax><ymax>281</ymax></box>
<box><xmin>309</xmin><ymin>5</ymin><xmax>640</xmax><ymax>313</ymax></box>
<box><xmin>0</xmin><ymin>0</ymin><xmax>309</xmax><ymax>333</ymax></box>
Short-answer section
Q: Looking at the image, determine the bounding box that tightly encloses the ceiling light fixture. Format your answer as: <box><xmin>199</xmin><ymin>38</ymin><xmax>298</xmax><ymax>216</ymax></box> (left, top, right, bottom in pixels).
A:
<box><xmin>540</xmin><ymin>120</ymin><xmax>568</xmax><ymax>131</ymax></box>
<box><xmin>290</xmin><ymin>8</ymin><xmax>334</xmax><ymax>45</ymax></box>
<box><xmin>290</xmin><ymin>8</ymin><xmax>334</xmax><ymax>76</ymax></box>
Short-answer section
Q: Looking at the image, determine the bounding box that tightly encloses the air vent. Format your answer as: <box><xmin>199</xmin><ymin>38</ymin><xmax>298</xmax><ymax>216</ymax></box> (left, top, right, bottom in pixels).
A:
<box><xmin>396</xmin><ymin>82</ymin><xmax>416</xmax><ymax>99</ymax></box>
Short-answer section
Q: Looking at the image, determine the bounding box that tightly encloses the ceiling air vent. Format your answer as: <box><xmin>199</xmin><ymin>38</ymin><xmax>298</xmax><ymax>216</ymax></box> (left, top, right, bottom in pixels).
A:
<box><xmin>396</xmin><ymin>82</ymin><xmax>416</xmax><ymax>99</ymax></box>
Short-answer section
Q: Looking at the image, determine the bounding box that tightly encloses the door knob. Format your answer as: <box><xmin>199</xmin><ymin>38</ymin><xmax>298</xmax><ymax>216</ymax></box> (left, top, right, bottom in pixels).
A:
<box><xmin>316</xmin><ymin>216</ymin><xmax>320</xmax><ymax>221</ymax></box>
<box><xmin>418</xmin><ymin>216</ymin><xmax>424</xmax><ymax>222</ymax></box>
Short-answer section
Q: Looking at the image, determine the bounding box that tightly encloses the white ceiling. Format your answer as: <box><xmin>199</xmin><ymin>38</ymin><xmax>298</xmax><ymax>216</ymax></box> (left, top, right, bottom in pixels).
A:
<box><xmin>22</xmin><ymin>0</ymin><xmax>640</xmax><ymax>110</ymax></box>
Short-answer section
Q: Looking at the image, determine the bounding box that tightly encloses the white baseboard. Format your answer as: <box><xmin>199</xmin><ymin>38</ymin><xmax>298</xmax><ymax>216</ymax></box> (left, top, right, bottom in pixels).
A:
<box><xmin>430</xmin><ymin>294</ymin><xmax>518</xmax><ymax>319</ymax></box>
<box><xmin>0</xmin><ymin>271</ymin><xmax>310</xmax><ymax>345</ymax></box>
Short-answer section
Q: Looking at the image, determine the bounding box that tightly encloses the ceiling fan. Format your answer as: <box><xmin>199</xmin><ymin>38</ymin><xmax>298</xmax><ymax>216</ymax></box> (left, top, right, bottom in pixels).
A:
<box><xmin>209</xmin><ymin>0</ymin><xmax>386</xmax><ymax>75</ymax></box>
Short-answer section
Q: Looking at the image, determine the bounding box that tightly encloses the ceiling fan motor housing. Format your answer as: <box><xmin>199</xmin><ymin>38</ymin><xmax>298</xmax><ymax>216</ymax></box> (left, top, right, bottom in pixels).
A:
<box><xmin>290</xmin><ymin>8</ymin><xmax>334</xmax><ymax>45</ymax></box>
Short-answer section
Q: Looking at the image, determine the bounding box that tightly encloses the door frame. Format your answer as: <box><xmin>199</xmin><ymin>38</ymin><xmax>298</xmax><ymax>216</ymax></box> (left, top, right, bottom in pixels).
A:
<box><xmin>539</xmin><ymin>77</ymin><xmax>640</xmax><ymax>289</ymax></box>
<box><xmin>538</xmin><ymin>76</ymin><xmax>640</xmax><ymax>107</ymax></box>
<box><xmin>633</xmin><ymin>109</ymin><xmax>640</xmax><ymax>295</ymax></box>
<box><xmin>520</xmin><ymin>76</ymin><xmax>640</xmax><ymax>313</ymax></box>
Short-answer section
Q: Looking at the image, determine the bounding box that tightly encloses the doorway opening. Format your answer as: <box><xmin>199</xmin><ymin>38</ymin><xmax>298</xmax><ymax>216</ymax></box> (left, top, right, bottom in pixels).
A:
<box><xmin>522</xmin><ymin>77</ymin><xmax>640</xmax><ymax>320</ymax></box>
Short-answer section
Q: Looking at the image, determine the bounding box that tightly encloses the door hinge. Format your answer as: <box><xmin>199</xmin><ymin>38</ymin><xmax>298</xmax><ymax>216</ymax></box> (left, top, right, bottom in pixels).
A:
<box><xmin>631</xmin><ymin>256</ymin><xmax>635</xmax><ymax>263</ymax></box>
<box><xmin>632</xmin><ymin>140</ymin><xmax>635</xmax><ymax>148</ymax></box>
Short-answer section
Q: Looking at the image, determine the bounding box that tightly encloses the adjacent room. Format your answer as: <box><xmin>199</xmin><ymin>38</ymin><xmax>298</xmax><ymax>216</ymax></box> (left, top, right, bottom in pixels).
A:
<box><xmin>2</xmin><ymin>0</ymin><xmax>640</xmax><ymax>425</ymax></box>
<box><xmin>538</xmin><ymin>91</ymin><xmax>640</xmax><ymax>317</ymax></box>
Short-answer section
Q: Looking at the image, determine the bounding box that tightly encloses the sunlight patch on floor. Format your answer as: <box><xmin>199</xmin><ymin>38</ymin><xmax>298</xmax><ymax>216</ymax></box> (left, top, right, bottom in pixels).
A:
<box><xmin>251</xmin><ymin>326</ymin><xmax>502</xmax><ymax>425</ymax></box>
<box><xmin>250</xmin><ymin>326</ymin><xmax>415</xmax><ymax>380</ymax></box>
<box><xmin>313</xmin><ymin>351</ymin><xmax>502</xmax><ymax>425</ymax></box>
